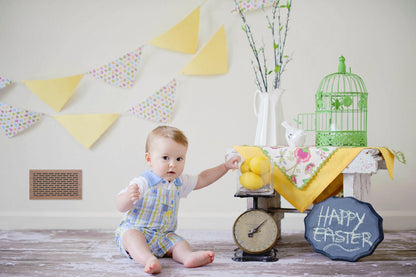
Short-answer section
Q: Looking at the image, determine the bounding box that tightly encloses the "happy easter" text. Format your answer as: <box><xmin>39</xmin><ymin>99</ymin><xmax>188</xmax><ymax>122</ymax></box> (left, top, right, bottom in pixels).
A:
<box><xmin>312</xmin><ymin>205</ymin><xmax>373</xmax><ymax>248</ymax></box>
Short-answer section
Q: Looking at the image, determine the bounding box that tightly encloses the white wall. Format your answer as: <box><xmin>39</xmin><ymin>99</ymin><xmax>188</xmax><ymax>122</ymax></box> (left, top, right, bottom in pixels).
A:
<box><xmin>0</xmin><ymin>0</ymin><xmax>415</xmax><ymax>231</ymax></box>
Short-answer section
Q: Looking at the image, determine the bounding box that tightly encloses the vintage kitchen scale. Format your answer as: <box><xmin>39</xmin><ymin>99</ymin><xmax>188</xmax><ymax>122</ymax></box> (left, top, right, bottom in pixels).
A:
<box><xmin>232</xmin><ymin>156</ymin><xmax>279</xmax><ymax>262</ymax></box>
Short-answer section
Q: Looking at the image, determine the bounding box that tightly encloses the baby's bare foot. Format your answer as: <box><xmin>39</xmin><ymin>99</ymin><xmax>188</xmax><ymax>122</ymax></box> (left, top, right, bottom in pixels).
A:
<box><xmin>144</xmin><ymin>257</ymin><xmax>161</xmax><ymax>274</ymax></box>
<box><xmin>184</xmin><ymin>251</ymin><xmax>215</xmax><ymax>268</ymax></box>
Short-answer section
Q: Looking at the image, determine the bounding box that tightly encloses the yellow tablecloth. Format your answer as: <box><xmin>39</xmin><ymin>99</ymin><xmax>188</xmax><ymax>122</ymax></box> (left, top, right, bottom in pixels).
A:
<box><xmin>233</xmin><ymin>146</ymin><xmax>395</xmax><ymax>213</ymax></box>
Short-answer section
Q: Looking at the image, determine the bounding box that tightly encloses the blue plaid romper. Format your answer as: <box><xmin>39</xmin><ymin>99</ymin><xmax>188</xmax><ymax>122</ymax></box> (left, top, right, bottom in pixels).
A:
<box><xmin>115</xmin><ymin>171</ymin><xmax>196</xmax><ymax>258</ymax></box>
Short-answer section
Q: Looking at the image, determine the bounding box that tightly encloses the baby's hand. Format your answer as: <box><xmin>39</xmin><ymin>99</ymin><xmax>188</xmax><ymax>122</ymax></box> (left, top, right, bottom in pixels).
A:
<box><xmin>127</xmin><ymin>183</ymin><xmax>140</xmax><ymax>203</ymax></box>
<box><xmin>225</xmin><ymin>155</ymin><xmax>241</xmax><ymax>170</ymax></box>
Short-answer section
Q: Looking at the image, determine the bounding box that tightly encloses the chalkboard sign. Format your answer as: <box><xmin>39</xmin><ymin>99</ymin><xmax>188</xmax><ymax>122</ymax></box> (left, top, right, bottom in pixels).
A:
<box><xmin>304</xmin><ymin>197</ymin><xmax>383</xmax><ymax>262</ymax></box>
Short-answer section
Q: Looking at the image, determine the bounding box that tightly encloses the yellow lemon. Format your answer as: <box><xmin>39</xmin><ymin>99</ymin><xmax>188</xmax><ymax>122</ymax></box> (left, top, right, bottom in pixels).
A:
<box><xmin>239</xmin><ymin>172</ymin><xmax>264</xmax><ymax>190</ymax></box>
<box><xmin>240</xmin><ymin>158</ymin><xmax>252</xmax><ymax>173</ymax></box>
<box><xmin>249</xmin><ymin>156</ymin><xmax>270</xmax><ymax>175</ymax></box>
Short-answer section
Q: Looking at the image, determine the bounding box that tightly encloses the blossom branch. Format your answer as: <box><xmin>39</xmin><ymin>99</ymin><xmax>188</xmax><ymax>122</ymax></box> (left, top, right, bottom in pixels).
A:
<box><xmin>234</xmin><ymin>0</ymin><xmax>293</xmax><ymax>92</ymax></box>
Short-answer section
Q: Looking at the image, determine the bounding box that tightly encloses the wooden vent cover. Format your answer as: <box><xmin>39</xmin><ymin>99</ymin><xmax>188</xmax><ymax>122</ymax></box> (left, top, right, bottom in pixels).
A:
<box><xmin>29</xmin><ymin>170</ymin><xmax>82</xmax><ymax>200</ymax></box>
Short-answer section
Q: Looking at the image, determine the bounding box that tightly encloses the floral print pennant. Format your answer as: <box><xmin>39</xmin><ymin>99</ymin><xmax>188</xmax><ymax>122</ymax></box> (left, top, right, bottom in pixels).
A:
<box><xmin>0</xmin><ymin>103</ymin><xmax>43</xmax><ymax>138</ymax></box>
<box><xmin>0</xmin><ymin>76</ymin><xmax>12</xmax><ymax>90</ymax></box>
<box><xmin>89</xmin><ymin>46</ymin><xmax>143</xmax><ymax>89</ymax></box>
<box><xmin>128</xmin><ymin>79</ymin><xmax>176</xmax><ymax>123</ymax></box>
<box><xmin>232</xmin><ymin>0</ymin><xmax>275</xmax><ymax>13</ymax></box>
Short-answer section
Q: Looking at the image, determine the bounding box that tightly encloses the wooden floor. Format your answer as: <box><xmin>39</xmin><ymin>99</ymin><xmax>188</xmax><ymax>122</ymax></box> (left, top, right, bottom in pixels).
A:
<box><xmin>1</xmin><ymin>229</ymin><xmax>415</xmax><ymax>276</ymax></box>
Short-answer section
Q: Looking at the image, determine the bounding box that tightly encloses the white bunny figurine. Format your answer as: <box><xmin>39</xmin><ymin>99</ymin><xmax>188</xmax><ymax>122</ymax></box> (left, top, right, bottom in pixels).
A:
<box><xmin>281</xmin><ymin>121</ymin><xmax>307</xmax><ymax>147</ymax></box>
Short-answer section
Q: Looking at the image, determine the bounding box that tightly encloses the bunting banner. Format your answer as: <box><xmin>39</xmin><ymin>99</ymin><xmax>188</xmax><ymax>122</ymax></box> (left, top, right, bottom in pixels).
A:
<box><xmin>0</xmin><ymin>6</ymin><xmax>229</xmax><ymax>146</ymax></box>
<box><xmin>128</xmin><ymin>79</ymin><xmax>176</xmax><ymax>123</ymax></box>
<box><xmin>232</xmin><ymin>0</ymin><xmax>275</xmax><ymax>13</ymax></box>
<box><xmin>180</xmin><ymin>25</ymin><xmax>228</xmax><ymax>75</ymax></box>
<box><xmin>89</xmin><ymin>46</ymin><xmax>143</xmax><ymax>89</ymax></box>
<box><xmin>0</xmin><ymin>76</ymin><xmax>12</xmax><ymax>90</ymax></box>
<box><xmin>148</xmin><ymin>6</ymin><xmax>200</xmax><ymax>54</ymax></box>
<box><xmin>22</xmin><ymin>74</ymin><xmax>84</xmax><ymax>112</ymax></box>
<box><xmin>0</xmin><ymin>102</ymin><xmax>43</xmax><ymax>138</ymax></box>
<box><xmin>53</xmin><ymin>113</ymin><xmax>120</xmax><ymax>149</ymax></box>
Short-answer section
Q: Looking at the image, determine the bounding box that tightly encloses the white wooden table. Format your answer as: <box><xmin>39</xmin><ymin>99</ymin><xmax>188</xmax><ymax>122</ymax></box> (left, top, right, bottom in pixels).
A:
<box><xmin>341</xmin><ymin>148</ymin><xmax>387</xmax><ymax>202</ymax></box>
<box><xmin>253</xmin><ymin>148</ymin><xmax>388</xmax><ymax>236</ymax></box>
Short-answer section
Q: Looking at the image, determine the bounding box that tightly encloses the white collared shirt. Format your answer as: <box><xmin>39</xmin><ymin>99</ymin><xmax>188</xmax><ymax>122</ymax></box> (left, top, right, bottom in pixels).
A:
<box><xmin>119</xmin><ymin>172</ymin><xmax>197</xmax><ymax>199</ymax></box>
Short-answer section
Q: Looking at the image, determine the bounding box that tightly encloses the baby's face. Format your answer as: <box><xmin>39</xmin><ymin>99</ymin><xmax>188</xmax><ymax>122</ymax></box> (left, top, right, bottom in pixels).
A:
<box><xmin>145</xmin><ymin>137</ymin><xmax>187</xmax><ymax>182</ymax></box>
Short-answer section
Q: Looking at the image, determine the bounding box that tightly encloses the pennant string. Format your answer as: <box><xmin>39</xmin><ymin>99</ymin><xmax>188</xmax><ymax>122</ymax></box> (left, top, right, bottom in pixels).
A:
<box><xmin>0</xmin><ymin>76</ymin><xmax>180</xmax><ymax>148</ymax></box>
<box><xmin>0</xmin><ymin>0</ymin><xmax>232</xmax><ymax>146</ymax></box>
<box><xmin>3</xmin><ymin>0</ymin><xmax>229</xmax><ymax>96</ymax></box>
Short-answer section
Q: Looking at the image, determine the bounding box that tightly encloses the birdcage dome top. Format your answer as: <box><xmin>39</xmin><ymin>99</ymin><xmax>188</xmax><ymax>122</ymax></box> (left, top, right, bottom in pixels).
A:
<box><xmin>316</xmin><ymin>56</ymin><xmax>367</xmax><ymax>94</ymax></box>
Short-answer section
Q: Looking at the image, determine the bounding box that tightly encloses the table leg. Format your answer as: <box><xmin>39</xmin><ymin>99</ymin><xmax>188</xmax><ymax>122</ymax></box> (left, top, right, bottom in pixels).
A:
<box><xmin>343</xmin><ymin>173</ymin><xmax>372</xmax><ymax>202</ymax></box>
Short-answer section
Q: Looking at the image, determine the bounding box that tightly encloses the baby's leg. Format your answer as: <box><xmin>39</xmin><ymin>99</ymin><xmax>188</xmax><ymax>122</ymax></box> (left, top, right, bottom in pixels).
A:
<box><xmin>169</xmin><ymin>240</ymin><xmax>215</xmax><ymax>268</ymax></box>
<box><xmin>122</xmin><ymin>229</ymin><xmax>161</xmax><ymax>274</ymax></box>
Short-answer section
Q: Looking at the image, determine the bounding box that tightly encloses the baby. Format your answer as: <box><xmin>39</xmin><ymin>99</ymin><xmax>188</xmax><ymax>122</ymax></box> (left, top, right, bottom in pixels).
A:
<box><xmin>115</xmin><ymin>125</ymin><xmax>240</xmax><ymax>274</ymax></box>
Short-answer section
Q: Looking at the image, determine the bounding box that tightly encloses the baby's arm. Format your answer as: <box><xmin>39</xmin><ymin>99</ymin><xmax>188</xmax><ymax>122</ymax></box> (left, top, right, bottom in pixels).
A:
<box><xmin>116</xmin><ymin>183</ymin><xmax>141</xmax><ymax>212</ymax></box>
<box><xmin>194</xmin><ymin>155</ymin><xmax>240</xmax><ymax>190</ymax></box>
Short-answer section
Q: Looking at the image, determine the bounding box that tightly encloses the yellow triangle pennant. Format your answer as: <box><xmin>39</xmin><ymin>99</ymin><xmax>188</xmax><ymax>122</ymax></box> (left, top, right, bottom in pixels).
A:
<box><xmin>54</xmin><ymin>113</ymin><xmax>120</xmax><ymax>149</ymax></box>
<box><xmin>148</xmin><ymin>6</ymin><xmax>200</xmax><ymax>54</ymax></box>
<box><xmin>23</xmin><ymin>74</ymin><xmax>84</xmax><ymax>112</ymax></box>
<box><xmin>180</xmin><ymin>25</ymin><xmax>228</xmax><ymax>75</ymax></box>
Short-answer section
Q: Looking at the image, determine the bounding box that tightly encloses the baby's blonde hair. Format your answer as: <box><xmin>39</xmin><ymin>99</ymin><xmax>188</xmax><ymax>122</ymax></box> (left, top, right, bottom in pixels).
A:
<box><xmin>145</xmin><ymin>126</ymin><xmax>188</xmax><ymax>152</ymax></box>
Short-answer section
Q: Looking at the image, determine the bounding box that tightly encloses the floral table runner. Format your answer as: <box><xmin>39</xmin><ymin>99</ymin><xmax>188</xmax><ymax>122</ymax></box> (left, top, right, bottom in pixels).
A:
<box><xmin>232</xmin><ymin>146</ymin><xmax>395</xmax><ymax>212</ymax></box>
<box><xmin>262</xmin><ymin>146</ymin><xmax>338</xmax><ymax>189</ymax></box>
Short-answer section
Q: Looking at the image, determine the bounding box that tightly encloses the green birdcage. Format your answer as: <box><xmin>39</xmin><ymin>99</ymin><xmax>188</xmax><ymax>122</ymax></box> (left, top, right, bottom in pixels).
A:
<box><xmin>297</xmin><ymin>56</ymin><xmax>368</xmax><ymax>147</ymax></box>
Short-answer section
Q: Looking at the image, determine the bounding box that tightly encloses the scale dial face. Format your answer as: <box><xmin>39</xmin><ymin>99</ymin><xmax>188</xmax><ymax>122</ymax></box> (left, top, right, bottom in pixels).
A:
<box><xmin>233</xmin><ymin>209</ymin><xmax>279</xmax><ymax>254</ymax></box>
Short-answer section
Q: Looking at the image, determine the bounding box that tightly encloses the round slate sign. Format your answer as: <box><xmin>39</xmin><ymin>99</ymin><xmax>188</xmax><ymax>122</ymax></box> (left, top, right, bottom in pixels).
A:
<box><xmin>304</xmin><ymin>196</ymin><xmax>383</xmax><ymax>262</ymax></box>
